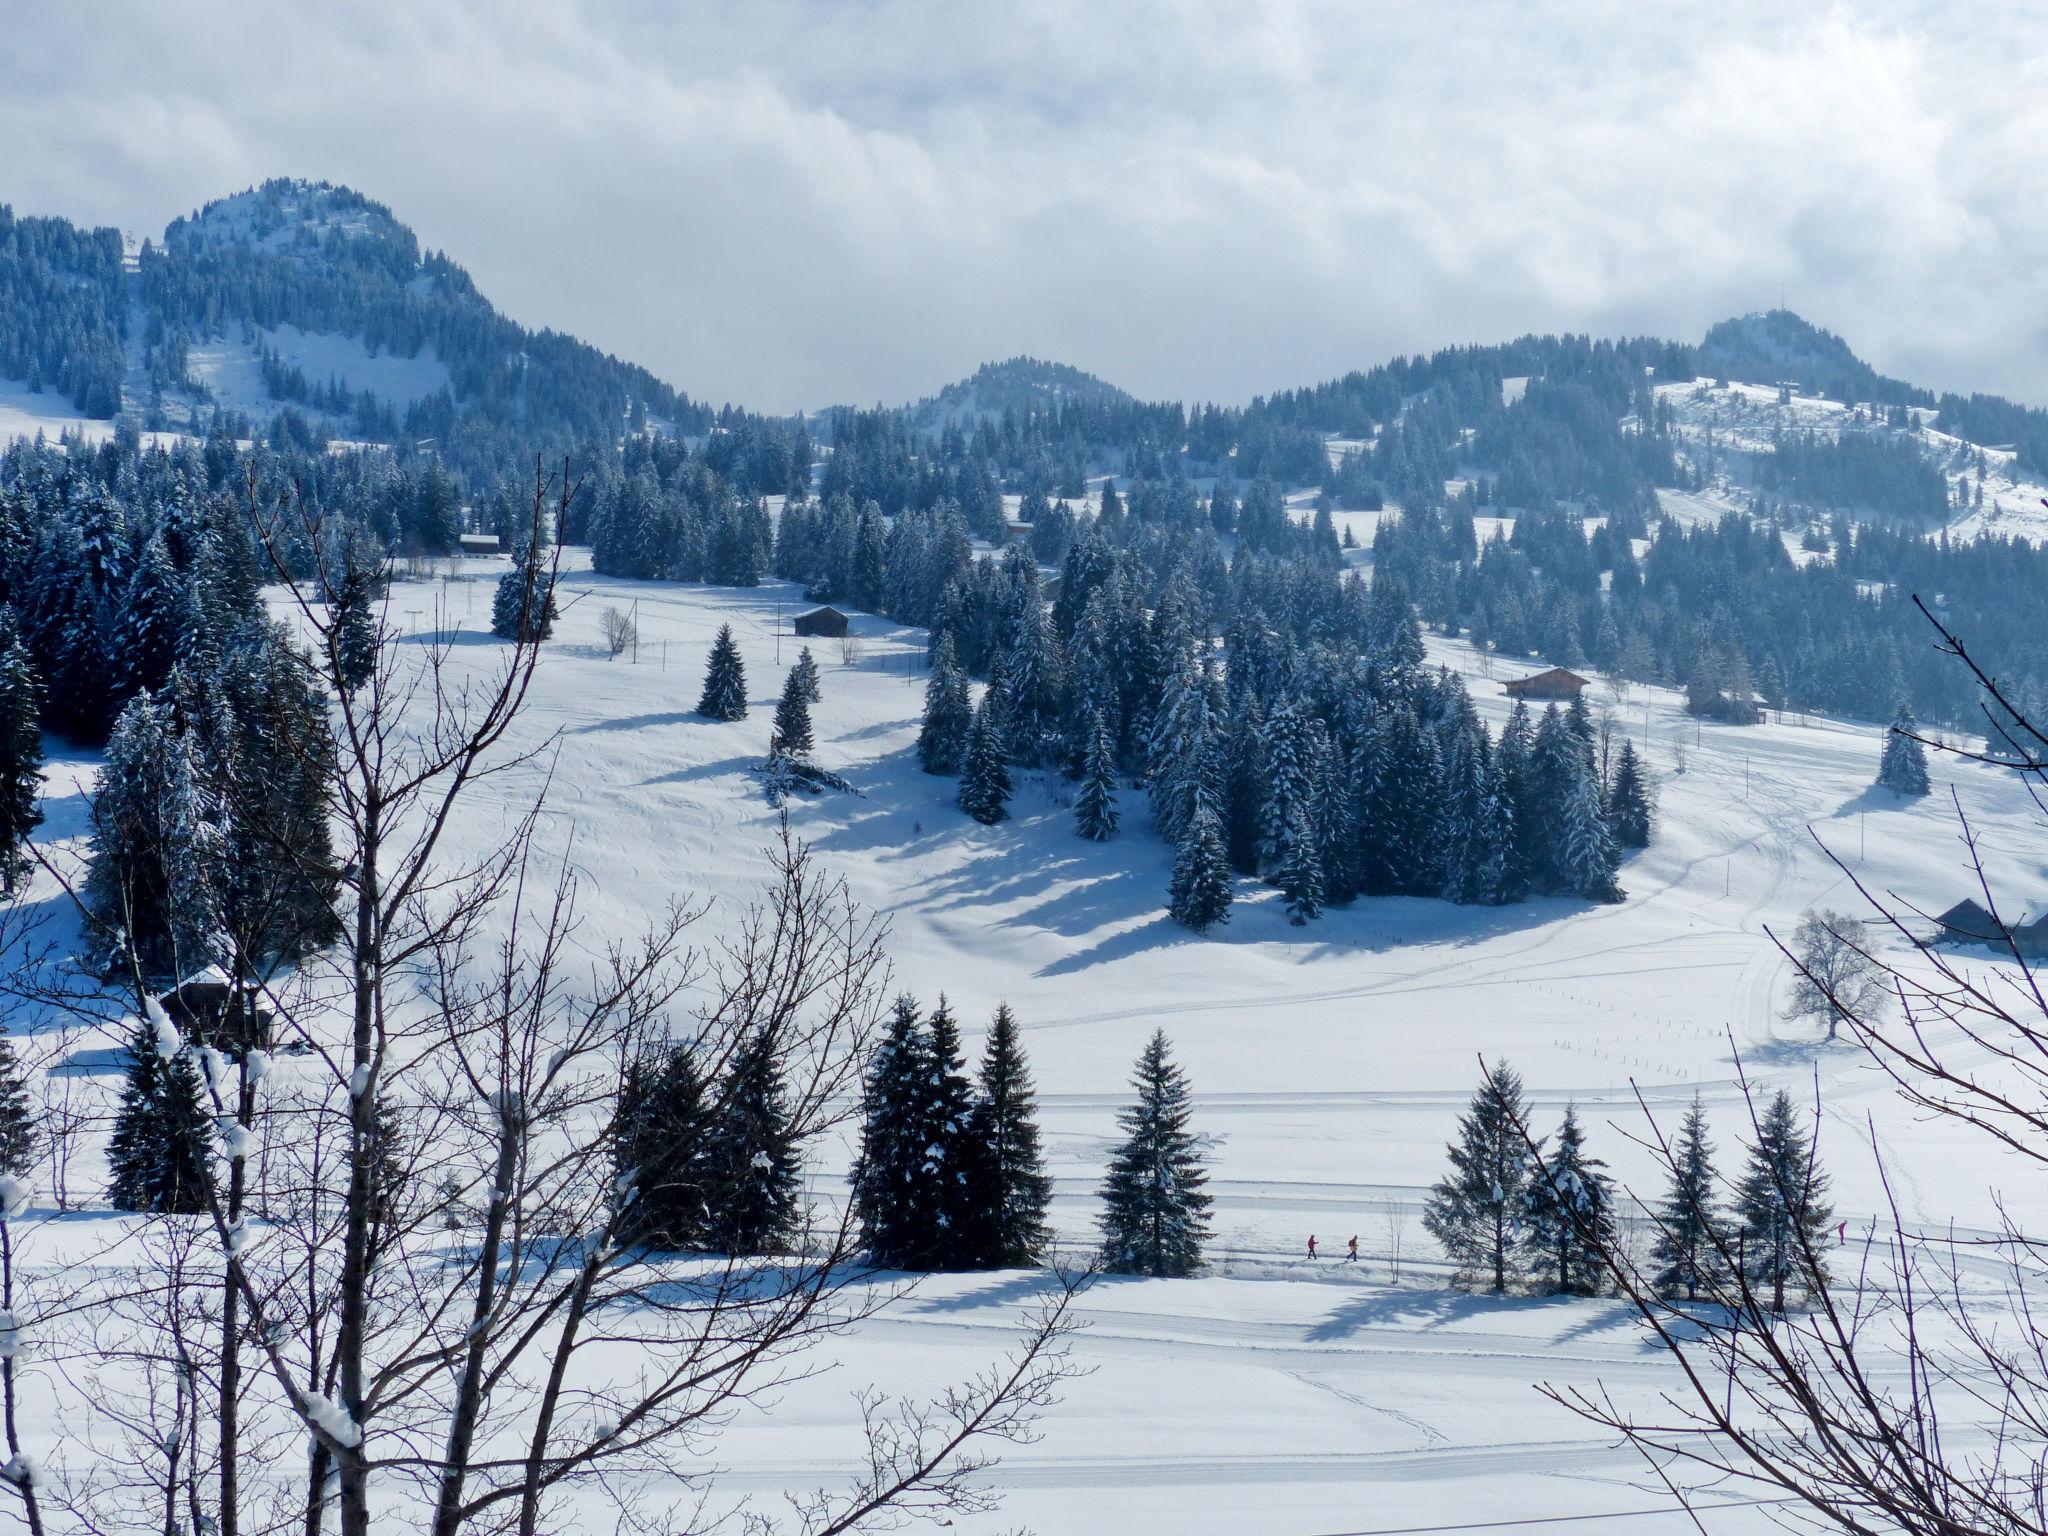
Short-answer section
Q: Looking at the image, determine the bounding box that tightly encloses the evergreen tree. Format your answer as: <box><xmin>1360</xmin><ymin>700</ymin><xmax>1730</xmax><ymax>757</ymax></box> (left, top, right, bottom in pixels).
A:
<box><xmin>1876</xmin><ymin>704</ymin><xmax>1930</xmax><ymax>797</ymax></box>
<box><xmin>1424</xmin><ymin>1061</ymin><xmax>1533</xmax><ymax>1294</ymax></box>
<box><xmin>613</xmin><ymin>1042</ymin><xmax>710</xmax><ymax>1250</ymax></box>
<box><xmin>1605</xmin><ymin>740</ymin><xmax>1653</xmax><ymax>849</ymax></box>
<box><xmin>968</xmin><ymin>1005</ymin><xmax>1053</xmax><ymax>1268</ymax></box>
<box><xmin>0</xmin><ymin>1024</ymin><xmax>36</xmax><ymax>1178</ymax></box>
<box><xmin>1276</xmin><ymin>804</ymin><xmax>1324</xmax><ymax>925</ymax></box>
<box><xmin>703</xmin><ymin>1031</ymin><xmax>802</xmax><ymax>1256</ymax></box>
<box><xmin>918</xmin><ymin>632</ymin><xmax>973</xmax><ymax>775</ymax></box>
<box><xmin>106</xmin><ymin>1014</ymin><xmax>212</xmax><ymax>1214</ymax></box>
<box><xmin>1167</xmin><ymin>803</ymin><xmax>1232</xmax><ymax>932</ymax></box>
<box><xmin>1650</xmin><ymin>1094</ymin><xmax>1725</xmax><ymax>1302</ymax></box>
<box><xmin>1074</xmin><ymin>707</ymin><xmax>1120</xmax><ymax>841</ymax></box>
<box><xmin>957</xmin><ymin>683</ymin><xmax>1012</xmax><ymax>825</ymax></box>
<box><xmin>851</xmin><ymin>997</ymin><xmax>933</xmax><ymax>1269</ymax></box>
<box><xmin>1738</xmin><ymin>1089</ymin><xmax>1833</xmax><ymax>1313</ymax></box>
<box><xmin>1097</xmin><ymin>1030</ymin><xmax>1212</xmax><ymax>1277</ymax></box>
<box><xmin>1523</xmin><ymin>1104</ymin><xmax>1614</xmax><ymax>1296</ymax></box>
<box><xmin>793</xmin><ymin>645</ymin><xmax>822</xmax><ymax>705</ymax></box>
<box><xmin>330</xmin><ymin>544</ymin><xmax>381</xmax><ymax>694</ymax></box>
<box><xmin>0</xmin><ymin>618</ymin><xmax>43</xmax><ymax>892</ymax></box>
<box><xmin>1531</xmin><ymin>706</ymin><xmax>1622</xmax><ymax>902</ymax></box>
<box><xmin>85</xmin><ymin>691</ymin><xmax>225</xmax><ymax>975</ymax></box>
<box><xmin>117</xmin><ymin>530</ymin><xmax>193</xmax><ymax>699</ymax></box>
<box><xmin>919</xmin><ymin>998</ymin><xmax>983</xmax><ymax>1269</ymax></box>
<box><xmin>770</xmin><ymin>666</ymin><xmax>814</xmax><ymax>762</ymax></box>
<box><xmin>490</xmin><ymin>543</ymin><xmax>557</xmax><ymax>642</ymax></box>
<box><xmin>695</xmin><ymin>623</ymin><xmax>749</xmax><ymax>721</ymax></box>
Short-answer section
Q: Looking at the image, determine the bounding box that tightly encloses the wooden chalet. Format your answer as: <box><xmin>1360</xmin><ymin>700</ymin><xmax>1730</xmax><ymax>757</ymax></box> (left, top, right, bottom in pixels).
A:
<box><xmin>1503</xmin><ymin>667</ymin><xmax>1591</xmax><ymax>702</ymax></box>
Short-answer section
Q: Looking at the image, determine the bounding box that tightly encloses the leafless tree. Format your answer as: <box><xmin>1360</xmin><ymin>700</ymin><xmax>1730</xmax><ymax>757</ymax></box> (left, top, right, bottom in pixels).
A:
<box><xmin>1780</xmin><ymin>909</ymin><xmax>1889</xmax><ymax>1041</ymax></box>
<box><xmin>600</xmin><ymin>606</ymin><xmax>636</xmax><ymax>660</ymax></box>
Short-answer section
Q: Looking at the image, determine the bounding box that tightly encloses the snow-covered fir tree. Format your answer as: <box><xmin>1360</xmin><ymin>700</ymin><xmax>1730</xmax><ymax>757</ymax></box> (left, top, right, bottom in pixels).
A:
<box><xmin>1877</xmin><ymin>704</ymin><xmax>1930</xmax><ymax>797</ymax></box>
<box><xmin>0</xmin><ymin>617</ymin><xmax>44</xmax><ymax>892</ymax></box>
<box><xmin>1523</xmin><ymin>1104</ymin><xmax>1614</xmax><ymax>1296</ymax></box>
<box><xmin>792</xmin><ymin>644</ymin><xmax>822</xmax><ymax>705</ymax></box>
<box><xmin>1650</xmin><ymin>1093</ymin><xmax>1725</xmax><ymax>1301</ymax></box>
<box><xmin>1424</xmin><ymin>1061</ymin><xmax>1534</xmax><ymax>1294</ymax></box>
<box><xmin>957</xmin><ymin>680</ymin><xmax>1012</xmax><ymax>825</ymax></box>
<box><xmin>612</xmin><ymin>1042</ymin><xmax>710</xmax><ymax>1250</ymax></box>
<box><xmin>85</xmin><ymin>691</ymin><xmax>225</xmax><ymax>975</ymax></box>
<box><xmin>968</xmin><ymin>1004</ymin><xmax>1053</xmax><ymax>1268</ymax></box>
<box><xmin>1167</xmin><ymin>803</ymin><xmax>1232</xmax><ymax>932</ymax></box>
<box><xmin>1259</xmin><ymin>702</ymin><xmax>1317</xmax><ymax>874</ymax></box>
<box><xmin>1738</xmin><ymin>1089</ymin><xmax>1833</xmax><ymax>1313</ymax></box>
<box><xmin>489</xmin><ymin>542</ymin><xmax>557</xmax><ymax>642</ymax></box>
<box><xmin>329</xmin><ymin>538</ymin><xmax>383</xmax><ymax>694</ymax></box>
<box><xmin>1146</xmin><ymin>649</ymin><xmax>1221</xmax><ymax>845</ymax></box>
<box><xmin>1074</xmin><ymin>707</ymin><xmax>1120</xmax><ymax>841</ymax></box>
<box><xmin>695</xmin><ymin>623</ymin><xmax>748</xmax><ymax>721</ymax></box>
<box><xmin>1605</xmin><ymin>739</ymin><xmax>1653</xmax><ymax>849</ymax></box>
<box><xmin>769</xmin><ymin>666</ymin><xmax>814</xmax><ymax>762</ymax></box>
<box><xmin>918</xmin><ymin>998</ymin><xmax>982</xmax><ymax>1269</ymax></box>
<box><xmin>850</xmin><ymin>997</ymin><xmax>930</xmax><ymax>1269</ymax></box>
<box><xmin>116</xmin><ymin>530</ymin><xmax>193</xmax><ymax>699</ymax></box>
<box><xmin>1276</xmin><ymin>803</ymin><xmax>1323</xmax><ymax>925</ymax></box>
<box><xmin>918</xmin><ymin>632</ymin><xmax>973</xmax><ymax>775</ymax></box>
<box><xmin>1004</xmin><ymin>587</ymin><xmax>1068</xmax><ymax>769</ymax></box>
<box><xmin>703</xmin><ymin>1031</ymin><xmax>801</xmax><ymax>1256</ymax></box>
<box><xmin>1531</xmin><ymin>705</ymin><xmax>1622</xmax><ymax>902</ymax></box>
<box><xmin>106</xmin><ymin>1014</ymin><xmax>212</xmax><ymax>1214</ymax></box>
<box><xmin>1097</xmin><ymin>1030</ymin><xmax>1211</xmax><ymax>1277</ymax></box>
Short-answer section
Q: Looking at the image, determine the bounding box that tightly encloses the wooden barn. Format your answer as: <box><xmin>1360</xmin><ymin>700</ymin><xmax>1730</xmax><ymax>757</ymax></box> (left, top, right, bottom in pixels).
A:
<box><xmin>1503</xmin><ymin>667</ymin><xmax>1591</xmax><ymax>701</ymax></box>
<box><xmin>792</xmin><ymin>605</ymin><xmax>849</xmax><ymax>639</ymax></box>
<box><xmin>1931</xmin><ymin>899</ymin><xmax>2048</xmax><ymax>958</ymax></box>
<box><xmin>458</xmin><ymin>531</ymin><xmax>503</xmax><ymax>556</ymax></box>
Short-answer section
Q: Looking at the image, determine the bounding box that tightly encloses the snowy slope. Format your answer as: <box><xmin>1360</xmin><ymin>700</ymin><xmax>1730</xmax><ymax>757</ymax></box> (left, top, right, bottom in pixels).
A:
<box><xmin>1658</xmin><ymin>378</ymin><xmax>2048</xmax><ymax>543</ymax></box>
<box><xmin>12</xmin><ymin>556</ymin><xmax>2041</xmax><ymax>1531</ymax></box>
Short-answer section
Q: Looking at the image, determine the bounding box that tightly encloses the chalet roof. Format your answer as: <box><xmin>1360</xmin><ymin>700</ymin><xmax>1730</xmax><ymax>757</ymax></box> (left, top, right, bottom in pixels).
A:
<box><xmin>796</xmin><ymin>605</ymin><xmax>846</xmax><ymax>620</ymax></box>
<box><xmin>1933</xmin><ymin>898</ymin><xmax>2003</xmax><ymax>941</ymax></box>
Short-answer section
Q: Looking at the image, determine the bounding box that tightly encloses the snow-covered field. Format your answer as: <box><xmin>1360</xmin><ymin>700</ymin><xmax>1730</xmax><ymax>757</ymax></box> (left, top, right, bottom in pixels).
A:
<box><xmin>16</xmin><ymin>553</ymin><xmax>2042</xmax><ymax>1532</ymax></box>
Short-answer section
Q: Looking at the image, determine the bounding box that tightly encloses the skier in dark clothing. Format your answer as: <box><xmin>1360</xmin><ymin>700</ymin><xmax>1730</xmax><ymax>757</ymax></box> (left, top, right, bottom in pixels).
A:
<box><xmin>1346</xmin><ymin>1235</ymin><xmax>1358</xmax><ymax>1262</ymax></box>
<box><xmin>1307</xmin><ymin>1234</ymin><xmax>1317</xmax><ymax>1260</ymax></box>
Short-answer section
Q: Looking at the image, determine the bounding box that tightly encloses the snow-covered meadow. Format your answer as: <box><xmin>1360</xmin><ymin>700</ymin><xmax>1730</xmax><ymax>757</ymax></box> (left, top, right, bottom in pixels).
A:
<box><xmin>14</xmin><ymin>546</ymin><xmax>2040</xmax><ymax>1533</ymax></box>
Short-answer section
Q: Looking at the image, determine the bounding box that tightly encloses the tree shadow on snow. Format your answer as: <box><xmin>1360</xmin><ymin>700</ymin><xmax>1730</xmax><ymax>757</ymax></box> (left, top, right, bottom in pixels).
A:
<box><xmin>907</xmin><ymin>1271</ymin><xmax>1069</xmax><ymax>1314</ymax></box>
<box><xmin>1831</xmin><ymin>783</ymin><xmax>1909</xmax><ymax>819</ymax></box>
<box><xmin>1303</xmin><ymin>1286</ymin><xmax>1508</xmax><ymax>1340</ymax></box>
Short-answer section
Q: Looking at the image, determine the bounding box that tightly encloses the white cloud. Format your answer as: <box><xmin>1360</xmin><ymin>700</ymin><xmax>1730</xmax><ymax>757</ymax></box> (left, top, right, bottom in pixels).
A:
<box><xmin>3</xmin><ymin>1</ymin><xmax>2046</xmax><ymax>412</ymax></box>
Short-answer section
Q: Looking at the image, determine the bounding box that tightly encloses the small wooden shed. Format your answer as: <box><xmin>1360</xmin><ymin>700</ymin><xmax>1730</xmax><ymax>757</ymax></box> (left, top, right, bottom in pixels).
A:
<box><xmin>1503</xmin><ymin>667</ymin><xmax>1591</xmax><ymax>701</ymax></box>
<box><xmin>792</xmin><ymin>605</ymin><xmax>849</xmax><ymax>639</ymax></box>
<box><xmin>458</xmin><ymin>531</ymin><xmax>503</xmax><ymax>556</ymax></box>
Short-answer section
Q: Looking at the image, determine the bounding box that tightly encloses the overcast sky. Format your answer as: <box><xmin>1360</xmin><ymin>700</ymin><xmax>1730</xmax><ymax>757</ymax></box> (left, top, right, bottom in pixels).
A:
<box><xmin>6</xmin><ymin>2</ymin><xmax>2046</xmax><ymax>414</ymax></box>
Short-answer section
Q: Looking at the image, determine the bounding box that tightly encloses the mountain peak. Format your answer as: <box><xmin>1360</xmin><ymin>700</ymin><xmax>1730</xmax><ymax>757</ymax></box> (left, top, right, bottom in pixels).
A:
<box><xmin>908</xmin><ymin>355</ymin><xmax>1132</xmax><ymax>428</ymax></box>
<box><xmin>1698</xmin><ymin>308</ymin><xmax>1929</xmax><ymax>407</ymax></box>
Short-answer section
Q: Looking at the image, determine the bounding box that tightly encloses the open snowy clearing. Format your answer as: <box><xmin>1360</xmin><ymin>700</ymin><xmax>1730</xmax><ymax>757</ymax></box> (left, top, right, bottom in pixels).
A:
<box><xmin>13</xmin><ymin>552</ymin><xmax>2045</xmax><ymax>1532</ymax></box>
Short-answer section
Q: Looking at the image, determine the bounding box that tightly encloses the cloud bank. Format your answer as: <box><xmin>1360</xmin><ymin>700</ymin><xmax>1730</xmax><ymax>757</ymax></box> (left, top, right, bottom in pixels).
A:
<box><xmin>4</xmin><ymin>2</ymin><xmax>2045</xmax><ymax>413</ymax></box>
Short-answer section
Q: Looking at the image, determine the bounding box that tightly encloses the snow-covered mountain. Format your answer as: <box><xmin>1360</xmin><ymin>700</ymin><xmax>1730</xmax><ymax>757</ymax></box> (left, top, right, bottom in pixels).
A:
<box><xmin>0</xmin><ymin>178</ymin><xmax>708</xmax><ymax>468</ymax></box>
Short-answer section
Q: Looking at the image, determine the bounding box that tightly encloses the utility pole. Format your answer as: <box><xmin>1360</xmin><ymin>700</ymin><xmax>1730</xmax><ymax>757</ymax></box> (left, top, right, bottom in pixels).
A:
<box><xmin>631</xmin><ymin>598</ymin><xmax>640</xmax><ymax>665</ymax></box>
